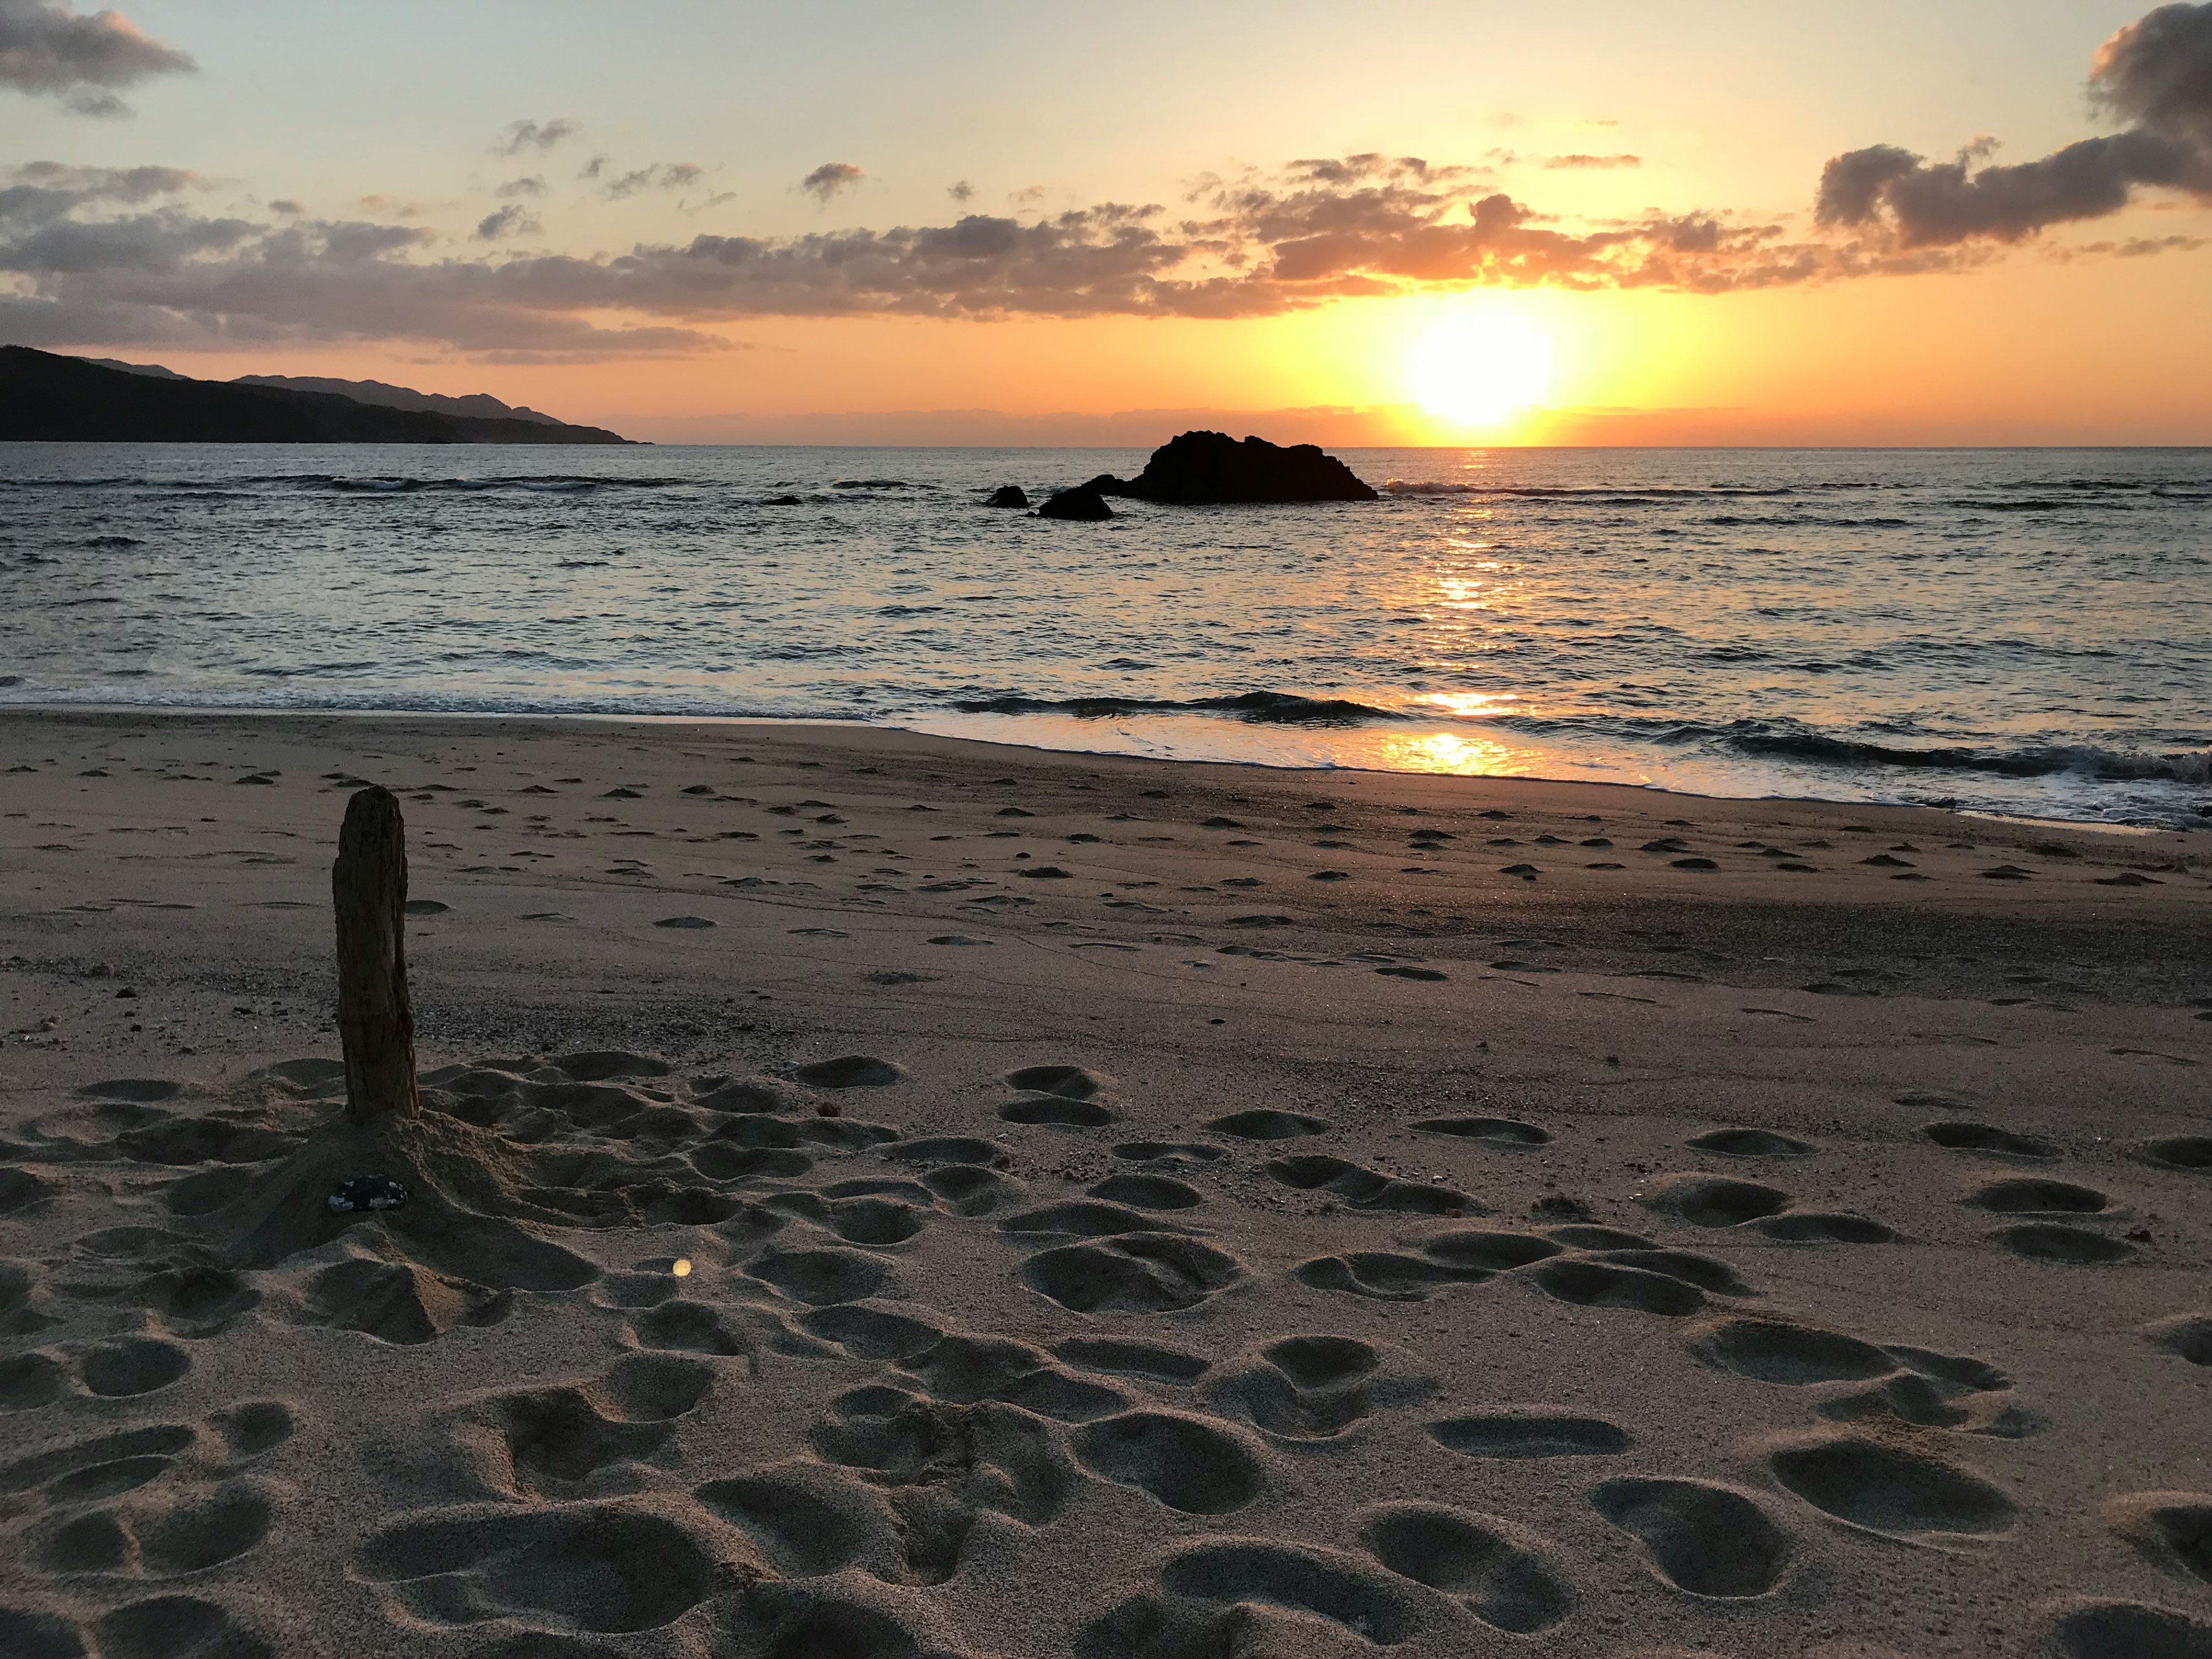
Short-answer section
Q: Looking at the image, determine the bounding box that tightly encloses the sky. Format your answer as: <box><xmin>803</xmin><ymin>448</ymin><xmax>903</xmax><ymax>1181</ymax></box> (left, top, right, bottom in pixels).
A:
<box><xmin>3</xmin><ymin>0</ymin><xmax>2210</xmax><ymax>443</ymax></box>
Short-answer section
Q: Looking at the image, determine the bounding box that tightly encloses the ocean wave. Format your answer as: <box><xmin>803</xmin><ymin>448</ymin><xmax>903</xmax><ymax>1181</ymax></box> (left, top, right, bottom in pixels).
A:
<box><xmin>0</xmin><ymin>682</ymin><xmax>866</xmax><ymax>721</ymax></box>
<box><xmin>1713</xmin><ymin>726</ymin><xmax>2211</xmax><ymax>785</ymax></box>
<box><xmin>1475</xmin><ymin>712</ymin><xmax>2211</xmax><ymax>786</ymax></box>
<box><xmin>834</xmin><ymin>478</ymin><xmax>934</xmax><ymax>490</ymax></box>
<box><xmin>952</xmin><ymin>690</ymin><xmax>1405</xmax><ymax>726</ymax></box>
<box><xmin>1702</xmin><ymin>514</ymin><xmax>1912</xmax><ymax>528</ymax></box>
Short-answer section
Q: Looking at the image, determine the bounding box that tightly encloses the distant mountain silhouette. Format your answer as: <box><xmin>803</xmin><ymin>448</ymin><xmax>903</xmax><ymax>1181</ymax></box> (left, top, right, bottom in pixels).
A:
<box><xmin>1</xmin><ymin>349</ymin><xmax>632</xmax><ymax>444</ymax></box>
<box><xmin>233</xmin><ymin>374</ymin><xmax>567</xmax><ymax>426</ymax></box>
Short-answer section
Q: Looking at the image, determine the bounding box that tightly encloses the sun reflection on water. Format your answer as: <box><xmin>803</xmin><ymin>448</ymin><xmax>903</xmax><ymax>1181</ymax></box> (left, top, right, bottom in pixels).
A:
<box><xmin>1365</xmin><ymin>729</ymin><xmax>1539</xmax><ymax>776</ymax></box>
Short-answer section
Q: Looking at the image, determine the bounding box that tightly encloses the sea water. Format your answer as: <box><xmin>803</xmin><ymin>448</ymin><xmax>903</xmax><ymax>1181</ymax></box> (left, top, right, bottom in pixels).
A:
<box><xmin>2</xmin><ymin>443</ymin><xmax>2207</xmax><ymax>827</ymax></box>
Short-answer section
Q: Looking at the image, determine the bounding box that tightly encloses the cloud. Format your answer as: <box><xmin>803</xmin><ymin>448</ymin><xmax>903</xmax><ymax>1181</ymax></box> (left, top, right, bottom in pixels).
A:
<box><xmin>1817</xmin><ymin>2</ymin><xmax>2212</xmax><ymax>247</ymax></box>
<box><xmin>800</xmin><ymin>161</ymin><xmax>863</xmax><ymax>203</ymax></box>
<box><xmin>473</xmin><ymin>204</ymin><xmax>539</xmax><ymax>241</ymax></box>
<box><xmin>494</xmin><ymin>117</ymin><xmax>579</xmax><ymax>157</ymax></box>
<box><xmin>2096</xmin><ymin>1</ymin><xmax>2212</xmax><ymax>146</ymax></box>
<box><xmin>0</xmin><ymin>0</ymin><xmax>194</xmax><ymax>115</ymax></box>
<box><xmin>605</xmin><ymin>162</ymin><xmax>703</xmax><ymax>200</ymax></box>
<box><xmin>0</xmin><ymin>152</ymin><xmax>1861</xmax><ymax>362</ymax></box>
<box><xmin>577</xmin><ymin>154</ymin><xmax>608</xmax><ymax>181</ymax></box>
<box><xmin>12</xmin><ymin>9</ymin><xmax>2211</xmax><ymax>366</ymax></box>
<box><xmin>1544</xmin><ymin>153</ymin><xmax>1641</xmax><ymax>169</ymax></box>
<box><xmin>494</xmin><ymin>175</ymin><xmax>546</xmax><ymax>199</ymax></box>
<box><xmin>947</xmin><ymin>179</ymin><xmax>974</xmax><ymax>202</ymax></box>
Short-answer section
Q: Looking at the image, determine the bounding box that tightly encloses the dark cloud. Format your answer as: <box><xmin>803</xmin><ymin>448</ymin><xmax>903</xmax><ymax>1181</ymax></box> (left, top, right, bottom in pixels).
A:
<box><xmin>1819</xmin><ymin>2</ymin><xmax>2212</xmax><ymax>247</ymax></box>
<box><xmin>2095</xmin><ymin>2</ymin><xmax>2212</xmax><ymax>147</ymax></box>
<box><xmin>1544</xmin><ymin>153</ymin><xmax>1641</xmax><ymax>169</ymax></box>
<box><xmin>800</xmin><ymin>161</ymin><xmax>864</xmax><ymax>203</ymax></box>
<box><xmin>947</xmin><ymin>179</ymin><xmax>975</xmax><ymax>203</ymax></box>
<box><xmin>605</xmin><ymin>162</ymin><xmax>703</xmax><ymax>200</ymax></box>
<box><xmin>494</xmin><ymin>176</ymin><xmax>546</xmax><ymax>199</ymax></box>
<box><xmin>494</xmin><ymin>117</ymin><xmax>579</xmax><ymax>156</ymax></box>
<box><xmin>0</xmin><ymin>0</ymin><xmax>192</xmax><ymax>114</ymax></box>
<box><xmin>1284</xmin><ymin>154</ymin><xmax>1472</xmax><ymax>187</ymax></box>
<box><xmin>473</xmin><ymin>204</ymin><xmax>540</xmax><ymax>241</ymax></box>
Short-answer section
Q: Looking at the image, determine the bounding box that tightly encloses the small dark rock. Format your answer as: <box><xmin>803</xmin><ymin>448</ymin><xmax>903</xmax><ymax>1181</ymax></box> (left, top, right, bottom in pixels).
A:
<box><xmin>985</xmin><ymin>484</ymin><xmax>1030</xmax><ymax>509</ymax></box>
<box><xmin>1037</xmin><ymin>484</ymin><xmax>1112</xmax><ymax>521</ymax></box>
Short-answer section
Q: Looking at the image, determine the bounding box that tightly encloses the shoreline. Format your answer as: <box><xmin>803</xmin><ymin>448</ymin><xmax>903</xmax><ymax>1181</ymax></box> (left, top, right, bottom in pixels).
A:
<box><xmin>3</xmin><ymin>701</ymin><xmax>2200</xmax><ymax>836</ymax></box>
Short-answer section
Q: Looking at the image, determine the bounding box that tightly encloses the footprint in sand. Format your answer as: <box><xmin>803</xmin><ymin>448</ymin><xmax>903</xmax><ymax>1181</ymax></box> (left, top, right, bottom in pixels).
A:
<box><xmin>999</xmin><ymin>1095</ymin><xmax>1119</xmax><ymax>1128</ymax></box>
<box><xmin>2104</xmin><ymin>1492</ymin><xmax>2212</xmax><ymax>1587</ymax></box>
<box><xmin>1266</xmin><ymin>1154</ymin><xmax>1478</xmax><ymax>1216</ymax></box>
<box><xmin>1967</xmin><ymin>1177</ymin><xmax>2110</xmax><ymax>1215</ymax></box>
<box><xmin>1686</xmin><ymin>1127</ymin><xmax>1817</xmax><ymax>1158</ymax></box>
<box><xmin>1687</xmin><ymin>1320</ymin><xmax>2037</xmax><ymax>1438</ymax></box>
<box><xmin>808</xmin><ymin>1381</ymin><xmax>1079</xmax><ymax>1531</ymax></box>
<box><xmin>1078</xmin><ymin>1538</ymin><xmax>1440</xmax><ymax>1657</ymax></box>
<box><xmin>1086</xmin><ymin>1173</ymin><xmax>1203</xmax><ymax>1210</ymax></box>
<box><xmin>1005</xmin><ymin>1064</ymin><xmax>1109</xmax><ymax>1099</ymax></box>
<box><xmin>2144</xmin><ymin>1315</ymin><xmax>2212</xmax><ymax>1366</ymax></box>
<box><xmin>1020</xmin><ymin>1232</ymin><xmax>1245</xmax><ymax>1315</ymax></box>
<box><xmin>1071</xmin><ymin>1410</ymin><xmax>1268</xmax><ymax>1513</ymax></box>
<box><xmin>1641</xmin><ymin>1172</ymin><xmax>1895</xmax><ymax>1244</ymax></box>
<box><xmin>1996</xmin><ymin>1222</ymin><xmax>2138</xmax><ymax>1265</ymax></box>
<box><xmin>1530</xmin><ymin>1258</ymin><xmax>1709</xmax><ymax>1316</ymax></box>
<box><xmin>452</xmin><ymin>1353</ymin><xmax>715</xmax><ymax>1498</ymax></box>
<box><xmin>1767</xmin><ymin>1430</ymin><xmax>2017</xmax><ymax>1539</ymax></box>
<box><xmin>1202</xmin><ymin>1335</ymin><xmax>1438</xmax><ymax>1441</ymax></box>
<box><xmin>2141</xmin><ymin>1137</ymin><xmax>2212</xmax><ymax>1173</ymax></box>
<box><xmin>1357</xmin><ymin>1502</ymin><xmax>1575</xmax><ymax>1634</ymax></box>
<box><xmin>1054</xmin><ymin>1337</ymin><xmax>1211</xmax><ymax>1384</ymax></box>
<box><xmin>1295</xmin><ymin>1228</ymin><xmax>1563</xmax><ymax>1302</ymax></box>
<box><xmin>1592</xmin><ymin>1478</ymin><xmax>1795</xmax><ymax>1599</ymax></box>
<box><xmin>1113</xmin><ymin>1140</ymin><xmax>1228</xmax><ymax>1166</ymax></box>
<box><xmin>1205</xmin><ymin>1108</ymin><xmax>1331</xmax><ymax>1141</ymax></box>
<box><xmin>787</xmin><ymin>1054</ymin><xmax>904</xmax><ymax>1088</ymax></box>
<box><xmin>356</xmin><ymin>1501</ymin><xmax>721</xmax><ymax>1634</ymax></box>
<box><xmin>1414</xmin><ymin>1116</ymin><xmax>1550</xmax><ymax>1149</ymax></box>
<box><xmin>1924</xmin><ymin>1120</ymin><xmax>2060</xmax><ymax>1159</ymax></box>
<box><xmin>1427</xmin><ymin>1412</ymin><xmax>1631</xmax><ymax>1460</ymax></box>
<box><xmin>2039</xmin><ymin>1599</ymin><xmax>2212</xmax><ymax>1659</ymax></box>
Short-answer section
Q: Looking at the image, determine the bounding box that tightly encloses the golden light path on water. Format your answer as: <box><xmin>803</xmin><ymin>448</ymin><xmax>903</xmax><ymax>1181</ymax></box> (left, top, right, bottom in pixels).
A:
<box><xmin>909</xmin><ymin>709</ymin><xmax>1630</xmax><ymax>783</ymax></box>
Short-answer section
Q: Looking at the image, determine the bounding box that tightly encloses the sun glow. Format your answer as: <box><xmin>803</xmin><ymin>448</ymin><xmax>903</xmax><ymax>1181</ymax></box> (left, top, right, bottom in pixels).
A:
<box><xmin>1406</xmin><ymin>303</ymin><xmax>1556</xmax><ymax>428</ymax></box>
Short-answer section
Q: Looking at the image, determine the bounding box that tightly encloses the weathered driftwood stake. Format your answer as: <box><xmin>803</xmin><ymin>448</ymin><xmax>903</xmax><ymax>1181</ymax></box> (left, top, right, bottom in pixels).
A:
<box><xmin>334</xmin><ymin>785</ymin><xmax>419</xmax><ymax>1124</ymax></box>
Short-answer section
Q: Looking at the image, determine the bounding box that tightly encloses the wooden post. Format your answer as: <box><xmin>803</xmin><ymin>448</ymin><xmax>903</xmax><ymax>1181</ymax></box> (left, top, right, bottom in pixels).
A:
<box><xmin>333</xmin><ymin>786</ymin><xmax>418</xmax><ymax>1124</ymax></box>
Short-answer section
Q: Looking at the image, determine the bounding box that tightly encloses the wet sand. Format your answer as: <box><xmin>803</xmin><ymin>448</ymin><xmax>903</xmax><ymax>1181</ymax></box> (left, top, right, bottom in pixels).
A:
<box><xmin>2</xmin><ymin>709</ymin><xmax>2210</xmax><ymax>1658</ymax></box>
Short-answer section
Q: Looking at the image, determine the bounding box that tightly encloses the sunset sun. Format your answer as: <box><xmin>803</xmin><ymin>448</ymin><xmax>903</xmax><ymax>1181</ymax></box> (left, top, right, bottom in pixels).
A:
<box><xmin>1407</xmin><ymin>305</ymin><xmax>1556</xmax><ymax>427</ymax></box>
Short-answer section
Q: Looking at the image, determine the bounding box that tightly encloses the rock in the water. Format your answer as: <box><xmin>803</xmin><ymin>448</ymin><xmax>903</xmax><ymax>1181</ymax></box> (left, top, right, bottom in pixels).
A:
<box><xmin>1105</xmin><ymin>430</ymin><xmax>1377</xmax><ymax>505</ymax></box>
<box><xmin>1037</xmin><ymin>483</ymin><xmax>1112</xmax><ymax>521</ymax></box>
<box><xmin>985</xmin><ymin>484</ymin><xmax>1030</xmax><ymax>509</ymax></box>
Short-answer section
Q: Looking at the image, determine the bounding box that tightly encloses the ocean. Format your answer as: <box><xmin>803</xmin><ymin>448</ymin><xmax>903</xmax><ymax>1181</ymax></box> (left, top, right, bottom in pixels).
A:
<box><xmin>2</xmin><ymin>442</ymin><xmax>2207</xmax><ymax>828</ymax></box>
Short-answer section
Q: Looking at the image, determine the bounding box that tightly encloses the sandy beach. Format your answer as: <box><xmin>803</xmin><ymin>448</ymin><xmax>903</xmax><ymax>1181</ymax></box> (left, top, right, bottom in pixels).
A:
<box><xmin>3</xmin><ymin>706</ymin><xmax>2210</xmax><ymax>1659</ymax></box>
